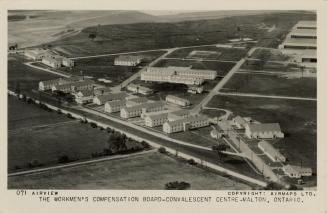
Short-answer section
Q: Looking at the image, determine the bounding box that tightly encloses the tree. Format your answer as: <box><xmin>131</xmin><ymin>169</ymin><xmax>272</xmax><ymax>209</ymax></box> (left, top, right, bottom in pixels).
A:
<box><xmin>107</xmin><ymin>132</ymin><xmax>127</xmax><ymax>154</ymax></box>
<box><xmin>165</xmin><ymin>181</ymin><xmax>191</xmax><ymax>190</ymax></box>
<box><xmin>88</xmin><ymin>33</ymin><xmax>97</xmax><ymax>40</ymax></box>
<box><xmin>158</xmin><ymin>147</ymin><xmax>167</xmax><ymax>154</ymax></box>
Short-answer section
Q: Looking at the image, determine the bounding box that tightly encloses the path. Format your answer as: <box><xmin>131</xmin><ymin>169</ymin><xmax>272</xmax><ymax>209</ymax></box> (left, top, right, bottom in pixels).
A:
<box><xmin>24</xmin><ymin>62</ymin><xmax>71</xmax><ymax>78</ymax></box>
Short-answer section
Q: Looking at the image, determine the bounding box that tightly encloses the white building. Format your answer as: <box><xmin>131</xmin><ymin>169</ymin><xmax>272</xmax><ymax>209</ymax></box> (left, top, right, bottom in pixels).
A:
<box><xmin>245</xmin><ymin>123</ymin><xmax>284</xmax><ymax>139</ymax></box>
<box><xmin>282</xmin><ymin>165</ymin><xmax>312</xmax><ymax>178</ymax></box>
<box><xmin>41</xmin><ymin>57</ymin><xmax>62</xmax><ymax>68</ymax></box>
<box><xmin>39</xmin><ymin>76</ymin><xmax>82</xmax><ymax>91</ymax></box>
<box><xmin>232</xmin><ymin>116</ymin><xmax>247</xmax><ymax>129</ymax></box>
<box><xmin>62</xmin><ymin>57</ymin><xmax>74</xmax><ymax>67</ymax></box>
<box><xmin>144</xmin><ymin>111</ymin><xmax>169</xmax><ymax>127</ymax></box>
<box><xmin>51</xmin><ymin>79</ymin><xmax>94</xmax><ymax>93</ymax></box>
<box><xmin>258</xmin><ymin>140</ymin><xmax>286</xmax><ymax>163</ymax></box>
<box><xmin>114</xmin><ymin>55</ymin><xmax>143</xmax><ymax>66</ymax></box>
<box><xmin>126</xmin><ymin>84</ymin><xmax>153</xmax><ymax>95</ymax></box>
<box><xmin>120</xmin><ymin>101</ymin><xmax>165</xmax><ymax>119</ymax></box>
<box><xmin>105</xmin><ymin>100</ymin><xmax>126</xmax><ymax>113</ymax></box>
<box><xmin>74</xmin><ymin>89</ymin><xmax>94</xmax><ymax>104</ymax></box>
<box><xmin>24</xmin><ymin>49</ymin><xmax>50</xmax><ymax>60</ymax></box>
<box><xmin>166</xmin><ymin>95</ymin><xmax>191</xmax><ymax>107</ymax></box>
<box><xmin>163</xmin><ymin>115</ymin><xmax>209</xmax><ymax>134</ymax></box>
<box><xmin>167</xmin><ymin>109</ymin><xmax>190</xmax><ymax>121</ymax></box>
<box><xmin>93</xmin><ymin>92</ymin><xmax>127</xmax><ymax>105</ymax></box>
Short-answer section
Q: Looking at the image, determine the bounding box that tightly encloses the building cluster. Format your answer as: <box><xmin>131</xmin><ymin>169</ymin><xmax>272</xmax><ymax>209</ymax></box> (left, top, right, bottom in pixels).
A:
<box><xmin>141</xmin><ymin>66</ymin><xmax>217</xmax><ymax>86</ymax></box>
<box><xmin>24</xmin><ymin>48</ymin><xmax>74</xmax><ymax>68</ymax></box>
<box><xmin>114</xmin><ymin>55</ymin><xmax>144</xmax><ymax>66</ymax></box>
<box><xmin>279</xmin><ymin>20</ymin><xmax>317</xmax><ymax>68</ymax></box>
<box><xmin>126</xmin><ymin>83</ymin><xmax>153</xmax><ymax>95</ymax></box>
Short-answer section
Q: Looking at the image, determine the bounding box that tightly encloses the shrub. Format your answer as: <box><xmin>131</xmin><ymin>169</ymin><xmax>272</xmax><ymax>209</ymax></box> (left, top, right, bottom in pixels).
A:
<box><xmin>28</xmin><ymin>159</ymin><xmax>41</xmax><ymax>168</ymax></box>
<box><xmin>66</xmin><ymin>113</ymin><xmax>74</xmax><ymax>119</ymax></box>
<box><xmin>141</xmin><ymin>141</ymin><xmax>151</xmax><ymax>149</ymax></box>
<box><xmin>187</xmin><ymin>159</ymin><xmax>197</xmax><ymax>165</ymax></box>
<box><xmin>90</xmin><ymin>122</ymin><xmax>98</xmax><ymax>128</ymax></box>
<box><xmin>57</xmin><ymin>109</ymin><xmax>62</xmax><ymax>114</ymax></box>
<box><xmin>57</xmin><ymin>155</ymin><xmax>71</xmax><ymax>164</ymax></box>
<box><xmin>165</xmin><ymin>181</ymin><xmax>191</xmax><ymax>190</ymax></box>
<box><xmin>99</xmin><ymin>126</ymin><xmax>104</xmax><ymax>131</ymax></box>
<box><xmin>158</xmin><ymin>147</ymin><xmax>167</xmax><ymax>154</ymax></box>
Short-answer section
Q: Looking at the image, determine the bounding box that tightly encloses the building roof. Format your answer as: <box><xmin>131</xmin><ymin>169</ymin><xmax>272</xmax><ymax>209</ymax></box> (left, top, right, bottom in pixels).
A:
<box><xmin>71</xmin><ymin>79</ymin><xmax>95</xmax><ymax>87</ymax></box>
<box><xmin>145</xmin><ymin>111</ymin><xmax>169</xmax><ymax>120</ymax></box>
<box><xmin>233</xmin><ymin>116</ymin><xmax>247</xmax><ymax>125</ymax></box>
<box><xmin>105</xmin><ymin>99</ymin><xmax>126</xmax><ymax>107</ymax></box>
<box><xmin>247</xmin><ymin>123</ymin><xmax>282</xmax><ymax>133</ymax></box>
<box><xmin>283</xmin><ymin>164</ymin><xmax>312</xmax><ymax>174</ymax></box>
<box><xmin>291</xmin><ymin>28</ymin><xmax>317</xmax><ymax>36</ymax></box>
<box><xmin>165</xmin><ymin>115</ymin><xmax>208</xmax><ymax>127</ymax></box>
<box><xmin>115</xmin><ymin>55</ymin><xmax>143</xmax><ymax>62</ymax></box>
<box><xmin>42</xmin><ymin>56</ymin><xmax>62</xmax><ymax>64</ymax></box>
<box><xmin>166</xmin><ymin>95</ymin><xmax>190</xmax><ymax>103</ymax></box>
<box><xmin>122</xmin><ymin>101</ymin><xmax>164</xmax><ymax>112</ymax></box>
<box><xmin>94</xmin><ymin>87</ymin><xmax>111</xmax><ymax>93</ymax></box>
<box><xmin>169</xmin><ymin>109</ymin><xmax>190</xmax><ymax>117</ymax></box>
<box><xmin>77</xmin><ymin>89</ymin><xmax>94</xmax><ymax>97</ymax></box>
<box><xmin>296</xmin><ymin>20</ymin><xmax>316</xmax><ymax>28</ymax></box>
<box><xmin>40</xmin><ymin>78</ymin><xmax>62</xmax><ymax>86</ymax></box>
<box><xmin>127</xmin><ymin>97</ymin><xmax>148</xmax><ymax>104</ymax></box>
<box><xmin>95</xmin><ymin>92</ymin><xmax>127</xmax><ymax>102</ymax></box>
<box><xmin>284</xmin><ymin>37</ymin><xmax>317</xmax><ymax>46</ymax></box>
<box><xmin>258</xmin><ymin>140</ymin><xmax>285</xmax><ymax>161</ymax></box>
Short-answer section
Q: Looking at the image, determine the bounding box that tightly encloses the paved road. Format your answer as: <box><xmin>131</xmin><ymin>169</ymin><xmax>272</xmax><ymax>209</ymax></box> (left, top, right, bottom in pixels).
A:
<box><xmin>217</xmin><ymin>91</ymin><xmax>317</xmax><ymax>101</ymax></box>
<box><xmin>24</xmin><ymin>62</ymin><xmax>71</xmax><ymax>78</ymax></box>
<box><xmin>8</xmin><ymin>149</ymin><xmax>157</xmax><ymax>177</ymax></box>
<box><xmin>191</xmin><ymin>56</ymin><xmax>248</xmax><ymax>114</ymax></box>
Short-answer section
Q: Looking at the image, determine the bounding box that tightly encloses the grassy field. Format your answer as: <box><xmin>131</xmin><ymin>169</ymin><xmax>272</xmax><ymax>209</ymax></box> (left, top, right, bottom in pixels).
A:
<box><xmin>207</xmin><ymin>95</ymin><xmax>317</xmax><ymax>177</ymax></box>
<box><xmin>241</xmin><ymin>59</ymin><xmax>299</xmax><ymax>72</ymax></box>
<box><xmin>153</xmin><ymin>59</ymin><xmax>235</xmax><ymax>76</ymax></box>
<box><xmin>221</xmin><ymin>73</ymin><xmax>317</xmax><ymax>98</ymax></box>
<box><xmin>8</xmin><ymin>152</ymin><xmax>251</xmax><ymax>190</ymax></box>
<box><xmin>8</xmin><ymin>55</ymin><xmax>58</xmax><ymax>93</ymax></box>
<box><xmin>57</xmin><ymin>50</ymin><xmax>166</xmax><ymax>86</ymax></box>
<box><xmin>249</xmin><ymin>48</ymin><xmax>289</xmax><ymax>61</ymax></box>
<box><xmin>47</xmin><ymin>12</ymin><xmax>315</xmax><ymax>57</ymax></box>
<box><xmin>166</xmin><ymin>46</ymin><xmax>248</xmax><ymax>61</ymax></box>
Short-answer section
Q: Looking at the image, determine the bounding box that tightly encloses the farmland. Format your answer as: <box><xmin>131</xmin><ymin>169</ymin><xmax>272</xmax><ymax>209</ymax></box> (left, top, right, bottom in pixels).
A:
<box><xmin>207</xmin><ymin>95</ymin><xmax>317</xmax><ymax>177</ymax></box>
<box><xmin>8</xmin><ymin>152</ymin><xmax>251</xmax><ymax>190</ymax></box>
<box><xmin>47</xmin><ymin>12</ymin><xmax>316</xmax><ymax>57</ymax></box>
<box><xmin>220</xmin><ymin>73</ymin><xmax>317</xmax><ymax>98</ymax></box>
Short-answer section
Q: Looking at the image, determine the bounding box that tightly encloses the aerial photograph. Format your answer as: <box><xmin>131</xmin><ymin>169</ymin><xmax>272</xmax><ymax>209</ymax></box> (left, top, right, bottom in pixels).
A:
<box><xmin>7</xmin><ymin>10</ymin><xmax>317</xmax><ymax>190</ymax></box>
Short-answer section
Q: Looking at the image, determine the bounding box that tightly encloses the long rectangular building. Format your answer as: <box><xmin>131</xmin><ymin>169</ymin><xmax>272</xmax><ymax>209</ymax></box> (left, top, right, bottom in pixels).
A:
<box><xmin>163</xmin><ymin>115</ymin><xmax>209</xmax><ymax>133</ymax></box>
<box><xmin>120</xmin><ymin>101</ymin><xmax>165</xmax><ymax>119</ymax></box>
<box><xmin>105</xmin><ymin>100</ymin><xmax>126</xmax><ymax>113</ymax></box>
<box><xmin>258</xmin><ymin>140</ymin><xmax>286</xmax><ymax>163</ymax></box>
<box><xmin>93</xmin><ymin>92</ymin><xmax>127</xmax><ymax>105</ymax></box>
<box><xmin>166</xmin><ymin>95</ymin><xmax>190</xmax><ymax>107</ymax></box>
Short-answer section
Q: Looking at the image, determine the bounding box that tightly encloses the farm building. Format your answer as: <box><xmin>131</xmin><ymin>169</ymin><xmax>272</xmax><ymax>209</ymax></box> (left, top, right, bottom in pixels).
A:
<box><xmin>258</xmin><ymin>140</ymin><xmax>286</xmax><ymax>163</ymax></box>
<box><xmin>163</xmin><ymin>115</ymin><xmax>209</xmax><ymax>134</ymax></box>
<box><xmin>94</xmin><ymin>87</ymin><xmax>111</xmax><ymax>96</ymax></box>
<box><xmin>114</xmin><ymin>55</ymin><xmax>143</xmax><ymax>66</ymax></box>
<box><xmin>245</xmin><ymin>123</ymin><xmax>284</xmax><ymax>139</ymax></box>
<box><xmin>126</xmin><ymin>84</ymin><xmax>153</xmax><ymax>95</ymax></box>
<box><xmin>232</xmin><ymin>116</ymin><xmax>247</xmax><ymax>129</ymax></box>
<box><xmin>126</xmin><ymin>97</ymin><xmax>148</xmax><ymax>107</ymax></box>
<box><xmin>41</xmin><ymin>57</ymin><xmax>62</xmax><ymax>68</ymax></box>
<box><xmin>74</xmin><ymin>89</ymin><xmax>94</xmax><ymax>104</ymax></box>
<box><xmin>120</xmin><ymin>101</ymin><xmax>165</xmax><ymax>119</ymax></box>
<box><xmin>165</xmin><ymin>95</ymin><xmax>191</xmax><ymax>107</ymax></box>
<box><xmin>24</xmin><ymin>49</ymin><xmax>51</xmax><ymax>60</ymax></box>
<box><xmin>93</xmin><ymin>92</ymin><xmax>127</xmax><ymax>105</ymax></box>
<box><xmin>282</xmin><ymin>165</ymin><xmax>312</xmax><ymax>178</ymax></box>
<box><xmin>104</xmin><ymin>100</ymin><xmax>126</xmax><ymax>113</ymax></box>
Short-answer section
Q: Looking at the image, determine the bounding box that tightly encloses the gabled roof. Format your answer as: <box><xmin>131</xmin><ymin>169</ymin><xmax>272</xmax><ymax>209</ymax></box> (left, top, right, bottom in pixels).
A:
<box><xmin>122</xmin><ymin>101</ymin><xmax>164</xmax><ymax>112</ymax></box>
<box><xmin>247</xmin><ymin>123</ymin><xmax>282</xmax><ymax>133</ymax></box>
<box><xmin>77</xmin><ymin>89</ymin><xmax>94</xmax><ymax>97</ymax></box>
<box><xmin>115</xmin><ymin>55</ymin><xmax>143</xmax><ymax>61</ymax></box>
<box><xmin>127</xmin><ymin>97</ymin><xmax>148</xmax><ymax>103</ymax></box>
<box><xmin>95</xmin><ymin>92</ymin><xmax>127</xmax><ymax>102</ymax></box>
<box><xmin>165</xmin><ymin>115</ymin><xmax>208</xmax><ymax>127</ymax></box>
<box><xmin>233</xmin><ymin>116</ymin><xmax>246</xmax><ymax>125</ymax></box>
<box><xmin>105</xmin><ymin>99</ymin><xmax>126</xmax><ymax>107</ymax></box>
<box><xmin>166</xmin><ymin>95</ymin><xmax>190</xmax><ymax>103</ymax></box>
<box><xmin>169</xmin><ymin>109</ymin><xmax>190</xmax><ymax>117</ymax></box>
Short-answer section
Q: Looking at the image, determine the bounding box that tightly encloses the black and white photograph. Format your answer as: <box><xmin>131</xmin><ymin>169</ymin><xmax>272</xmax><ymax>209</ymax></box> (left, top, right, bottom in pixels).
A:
<box><xmin>6</xmin><ymin>9</ymin><xmax>318</xmax><ymax>191</ymax></box>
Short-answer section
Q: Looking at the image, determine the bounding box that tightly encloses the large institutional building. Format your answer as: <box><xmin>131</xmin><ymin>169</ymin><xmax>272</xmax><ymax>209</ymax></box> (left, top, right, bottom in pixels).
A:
<box><xmin>141</xmin><ymin>66</ymin><xmax>216</xmax><ymax>85</ymax></box>
<box><xmin>279</xmin><ymin>20</ymin><xmax>317</xmax><ymax>67</ymax></box>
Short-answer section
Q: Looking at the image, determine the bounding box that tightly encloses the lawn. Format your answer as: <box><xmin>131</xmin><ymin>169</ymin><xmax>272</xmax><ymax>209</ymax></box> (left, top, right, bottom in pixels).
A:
<box><xmin>46</xmin><ymin>12</ymin><xmax>315</xmax><ymax>57</ymax></box>
<box><xmin>166</xmin><ymin>46</ymin><xmax>248</xmax><ymax>61</ymax></box>
<box><xmin>153</xmin><ymin>59</ymin><xmax>235</xmax><ymax>76</ymax></box>
<box><xmin>8</xmin><ymin>55</ymin><xmax>59</xmax><ymax>93</ymax></box>
<box><xmin>207</xmin><ymin>95</ymin><xmax>317</xmax><ymax>178</ymax></box>
<box><xmin>8</xmin><ymin>152</ymin><xmax>251</xmax><ymax>190</ymax></box>
<box><xmin>221</xmin><ymin>73</ymin><xmax>317</xmax><ymax>98</ymax></box>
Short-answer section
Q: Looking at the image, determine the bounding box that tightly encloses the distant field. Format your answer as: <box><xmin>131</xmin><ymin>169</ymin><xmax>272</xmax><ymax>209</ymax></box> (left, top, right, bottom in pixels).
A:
<box><xmin>8</xmin><ymin>152</ymin><xmax>251</xmax><ymax>190</ymax></box>
<box><xmin>47</xmin><ymin>12</ymin><xmax>315</xmax><ymax>57</ymax></box>
<box><xmin>153</xmin><ymin>59</ymin><xmax>235</xmax><ymax>76</ymax></box>
<box><xmin>8</xmin><ymin>55</ymin><xmax>58</xmax><ymax>93</ymax></box>
<box><xmin>207</xmin><ymin>95</ymin><xmax>317</xmax><ymax>178</ymax></box>
<box><xmin>221</xmin><ymin>73</ymin><xmax>317</xmax><ymax>98</ymax></box>
<box><xmin>58</xmin><ymin>50</ymin><xmax>166</xmax><ymax>86</ymax></box>
<box><xmin>166</xmin><ymin>46</ymin><xmax>248</xmax><ymax>61</ymax></box>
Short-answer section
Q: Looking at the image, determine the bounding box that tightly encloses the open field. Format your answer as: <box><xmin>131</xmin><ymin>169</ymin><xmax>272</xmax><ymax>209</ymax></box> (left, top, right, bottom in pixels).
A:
<box><xmin>8</xmin><ymin>152</ymin><xmax>251</xmax><ymax>190</ymax></box>
<box><xmin>241</xmin><ymin>59</ymin><xmax>299</xmax><ymax>72</ymax></box>
<box><xmin>166</xmin><ymin>46</ymin><xmax>248</xmax><ymax>61</ymax></box>
<box><xmin>8</xmin><ymin>55</ymin><xmax>58</xmax><ymax>93</ymax></box>
<box><xmin>153</xmin><ymin>59</ymin><xmax>235</xmax><ymax>76</ymax></box>
<box><xmin>249</xmin><ymin>48</ymin><xmax>289</xmax><ymax>61</ymax></box>
<box><xmin>207</xmin><ymin>95</ymin><xmax>317</xmax><ymax>180</ymax></box>
<box><xmin>47</xmin><ymin>12</ymin><xmax>315</xmax><ymax>57</ymax></box>
<box><xmin>221</xmin><ymin>73</ymin><xmax>316</xmax><ymax>98</ymax></box>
